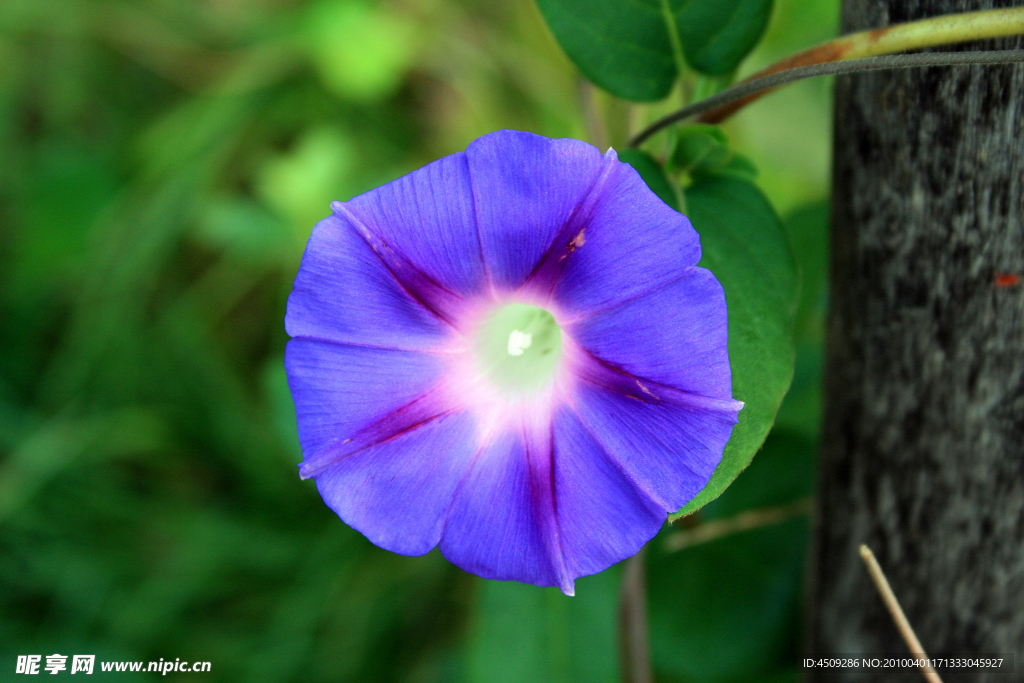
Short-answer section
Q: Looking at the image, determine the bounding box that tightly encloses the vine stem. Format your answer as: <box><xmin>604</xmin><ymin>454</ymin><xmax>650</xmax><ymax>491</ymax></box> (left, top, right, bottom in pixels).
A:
<box><xmin>629</xmin><ymin>49</ymin><xmax>1024</xmax><ymax>147</ymax></box>
<box><xmin>618</xmin><ymin>548</ymin><xmax>652</xmax><ymax>683</ymax></box>
<box><xmin>629</xmin><ymin>6</ymin><xmax>1024</xmax><ymax>147</ymax></box>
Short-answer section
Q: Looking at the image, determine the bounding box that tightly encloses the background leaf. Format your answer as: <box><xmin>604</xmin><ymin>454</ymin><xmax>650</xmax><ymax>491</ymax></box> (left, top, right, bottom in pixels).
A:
<box><xmin>535</xmin><ymin>0</ymin><xmax>774</xmax><ymax>101</ymax></box>
<box><xmin>672</xmin><ymin>176</ymin><xmax>797</xmax><ymax>518</ymax></box>
<box><xmin>467</xmin><ymin>571</ymin><xmax>620</xmax><ymax>683</ymax></box>
<box><xmin>304</xmin><ymin>0</ymin><xmax>421</xmax><ymax>102</ymax></box>
<box><xmin>648</xmin><ymin>431</ymin><xmax>814</xmax><ymax>683</ymax></box>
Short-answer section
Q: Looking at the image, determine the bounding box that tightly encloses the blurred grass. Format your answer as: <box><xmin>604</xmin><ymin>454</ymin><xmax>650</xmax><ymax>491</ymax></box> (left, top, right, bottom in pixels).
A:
<box><xmin>0</xmin><ymin>0</ymin><xmax>832</xmax><ymax>680</ymax></box>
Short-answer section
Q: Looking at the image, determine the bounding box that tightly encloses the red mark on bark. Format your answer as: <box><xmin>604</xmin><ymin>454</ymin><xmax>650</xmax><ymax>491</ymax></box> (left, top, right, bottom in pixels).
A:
<box><xmin>994</xmin><ymin>273</ymin><xmax>1021</xmax><ymax>287</ymax></box>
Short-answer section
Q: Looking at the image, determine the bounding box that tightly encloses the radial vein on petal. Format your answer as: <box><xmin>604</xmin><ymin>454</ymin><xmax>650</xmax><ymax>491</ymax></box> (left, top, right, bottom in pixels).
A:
<box><xmin>331</xmin><ymin>201</ymin><xmax>467</xmax><ymax>330</ymax></box>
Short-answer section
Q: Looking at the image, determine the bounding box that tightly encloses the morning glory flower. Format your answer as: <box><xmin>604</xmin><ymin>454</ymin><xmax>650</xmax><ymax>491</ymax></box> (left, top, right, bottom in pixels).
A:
<box><xmin>285</xmin><ymin>130</ymin><xmax>742</xmax><ymax>595</ymax></box>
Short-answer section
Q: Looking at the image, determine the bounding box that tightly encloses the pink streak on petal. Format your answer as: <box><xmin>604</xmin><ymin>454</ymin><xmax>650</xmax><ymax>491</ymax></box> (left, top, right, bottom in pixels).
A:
<box><xmin>519</xmin><ymin>148</ymin><xmax>620</xmax><ymax>298</ymax></box>
<box><xmin>331</xmin><ymin>201</ymin><xmax>469</xmax><ymax>329</ymax></box>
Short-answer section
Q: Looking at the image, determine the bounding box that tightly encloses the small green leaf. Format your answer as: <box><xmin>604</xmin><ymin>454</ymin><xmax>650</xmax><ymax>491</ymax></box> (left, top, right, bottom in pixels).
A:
<box><xmin>617</xmin><ymin>148</ymin><xmax>679</xmax><ymax>210</ymax></box>
<box><xmin>672</xmin><ymin>176</ymin><xmax>797</xmax><ymax>519</ymax></box>
<box><xmin>670</xmin><ymin>125</ymin><xmax>731</xmax><ymax>173</ymax></box>
<box><xmin>670</xmin><ymin>125</ymin><xmax>758</xmax><ymax>181</ymax></box>
<box><xmin>675</xmin><ymin>0</ymin><xmax>775</xmax><ymax>75</ymax></box>
<box><xmin>256</xmin><ymin>125</ymin><xmax>355</xmax><ymax>246</ymax></box>
<box><xmin>467</xmin><ymin>572</ymin><xmax>620</xmax><ymax>683</ymax></box>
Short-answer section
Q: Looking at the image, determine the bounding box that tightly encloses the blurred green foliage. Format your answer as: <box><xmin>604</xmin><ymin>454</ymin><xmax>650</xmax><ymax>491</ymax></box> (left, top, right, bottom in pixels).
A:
<box><xmin>0</xmin><ymin>0</ymin><xmax>832</xmax><ymax>680</ymax></box>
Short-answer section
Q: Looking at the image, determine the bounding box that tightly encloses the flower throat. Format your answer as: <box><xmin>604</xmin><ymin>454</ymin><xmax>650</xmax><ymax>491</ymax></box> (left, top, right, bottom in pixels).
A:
<box><xmin>473</xmin><ymin>303</ymin><xmax>563</xmax><ymax>395</ymax></box>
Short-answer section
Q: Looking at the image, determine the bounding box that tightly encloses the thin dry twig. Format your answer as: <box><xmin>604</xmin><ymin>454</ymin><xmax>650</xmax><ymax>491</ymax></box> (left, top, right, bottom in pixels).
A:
<box><xmin>663</xmin><ymin>497</ymin><xmax>813</xmax><ymax>553</ymax></box>
<box><xmin>859</xmin><ymin>545</ymin><xmax>944</xmax><ymax>683</ymax></box>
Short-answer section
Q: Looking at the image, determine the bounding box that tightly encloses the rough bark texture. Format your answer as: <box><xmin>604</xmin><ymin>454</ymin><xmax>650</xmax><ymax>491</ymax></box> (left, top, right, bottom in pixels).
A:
<box><xmin>807</xmin><ymin>1</ymin><xmax>1024</xmax><ymax>681</ymax></box>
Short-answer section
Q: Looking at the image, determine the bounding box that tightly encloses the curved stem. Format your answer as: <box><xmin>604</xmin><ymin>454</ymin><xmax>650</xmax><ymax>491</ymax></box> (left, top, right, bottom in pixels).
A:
<box><xmin>628</xmin><ymin>49</ymin><xmax>1024</xmax><ymax>148</ymax></box>
<box><xmin>663</xmin><ymin>497</ymin><xmax>813</xmax><ymax>552</ymax></box>
<box><xmin>629</xmin><ymin>6</ymin><xmax>1024</xmax><ymax>147</ymax></box>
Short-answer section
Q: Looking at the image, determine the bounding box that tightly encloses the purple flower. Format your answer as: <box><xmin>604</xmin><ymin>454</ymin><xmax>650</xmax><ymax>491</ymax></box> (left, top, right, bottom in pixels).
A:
<box><xmin>285</xmin><ymin>130</ymin><xmax>742</xmax><ymax>595</ymax></box>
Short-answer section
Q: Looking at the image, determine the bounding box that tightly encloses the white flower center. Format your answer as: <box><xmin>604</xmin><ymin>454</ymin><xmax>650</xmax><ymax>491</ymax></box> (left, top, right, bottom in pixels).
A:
<box><xmin>506</xmin><ymin>330</ymin><xmax>533</xmax><ymax>356</ymax></box>
<box><xmin>473</xmin><ymin>303</ymin><xmax>562</xmax><ymax>394</ymax></box>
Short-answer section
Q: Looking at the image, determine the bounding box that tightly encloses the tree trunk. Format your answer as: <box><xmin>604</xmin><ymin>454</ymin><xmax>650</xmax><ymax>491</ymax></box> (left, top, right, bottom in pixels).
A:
<box><xmin>807</xmin><ymin>1</ymin><xmax>1024</xmax><ymax>681</ymax></box>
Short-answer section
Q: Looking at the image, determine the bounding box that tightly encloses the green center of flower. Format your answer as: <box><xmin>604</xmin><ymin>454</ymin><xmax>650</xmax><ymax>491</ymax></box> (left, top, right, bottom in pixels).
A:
<box><xmin>473</xmin><ymin>303</ymin><xmax>563</xmax><ymax>395</ymax></box>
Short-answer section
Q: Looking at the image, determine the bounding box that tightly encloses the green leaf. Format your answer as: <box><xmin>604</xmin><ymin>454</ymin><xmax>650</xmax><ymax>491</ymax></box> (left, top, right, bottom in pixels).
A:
<box><xmin>670</xmin><ymin>125</ymin><xmax>758</xmax><ymax>181</ymax></box>
<box><xmin>773</xmin><ymin>201</ymin><xmax>829</xmax><ymax>440</ymax></box>
<box><xmin>535</xmin><ymin>0</ymin><xmax>773</xmax><ymax>100</ymax></box>
<box><xmin>698</xmin><ymin>430</ymin><xmax>815</xmax><ymax>519</ymax></box>
<box><xmin>467</xmin><ymin>571</ymin><xmax>620</xmax><ymax>683</ymax></box>
<box><xmin>535</xmin><ymin>0</ymin><xmax>677</xmax><ymax>102</ymax></box>
<box><xmin>676</xmin><ymin>0</ymin><xmax>775</xmax><ymax>75</ymax></box>
<box><xmin>671</xmin><ymin>176</ymin><xmax>797</xmax><ymax>519</ymax></box>
<box><xmin>671</xmin><ymin>125</ymin><xmax>731</xmax><ymax>172</ymax></box>
<box><xmin>783</xmin><ymin>200</ymin><xmax>829</xmax><ymax>344</ymax></box>
<box><xmin>671</xmin><ymin>125</ymin><xmax>728</xmax><ymax>168</ymax></box>
<box><xmin>617</xmin><ymin>148</ymin><xmax>679</xmax><ymax>210</ymax></box>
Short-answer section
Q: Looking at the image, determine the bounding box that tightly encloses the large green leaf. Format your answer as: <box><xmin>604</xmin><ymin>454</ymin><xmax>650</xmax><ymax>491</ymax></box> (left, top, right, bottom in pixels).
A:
<box><xmin>773</xmin><ymin>201</ymin><xmax>829</xmax><ymax>440</ymax></box>
<box><xmin>671</xmin><ymin>176</ymin><xmax>797</xmax><ymax>519</ymax></box>
<box><xmin>535</xmin><ymin>0</ymin><xmax>676</xmax><ymax>102</ymax></box>
<box><xmin>467</xmin><ymin>571</ymin><xmax>620</xmax><ymax>683</ymax></box>
<box><xmin>535</xmin><ymin>0</ymin><xmax>774</xmax><ymax>101</ymax></box>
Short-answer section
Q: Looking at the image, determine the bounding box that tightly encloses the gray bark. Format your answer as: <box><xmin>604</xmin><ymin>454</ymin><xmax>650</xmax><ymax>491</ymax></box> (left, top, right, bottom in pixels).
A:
<box><xmin>807</xmin><ymin>0</ymin><xmax>1024</xmax><ymax>681</ymax></box>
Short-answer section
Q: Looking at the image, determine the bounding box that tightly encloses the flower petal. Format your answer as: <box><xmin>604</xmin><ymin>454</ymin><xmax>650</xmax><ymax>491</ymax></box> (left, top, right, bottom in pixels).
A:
<box><xmin>439</xmin><ymin>426</ymin><xmax>573</xmax><ymax>594</ymax></box>
<box><xmin>566</xmin><ymin>266</ymin><xmax>733</xmax><ymax>398</ymax></box>
<box><xmin>568</xmin><ymin>380</ymin><xmax>740</xmax><ymax>513</ymax></box>
<box><xmin>285</xmin><ymin>338</ymin><xmax>447</xmax><ymax>478</ymax></box>
<box><xmin>314</xmin><ymin>412</ymin><xmax>478</xmax><ymax>556</ymax></box>
<box><xmin>285</xmin><ymin>215</ymin><xmax>451</xmax><ymax>351</ymax></box>
<box><xmin>342</xmin><ymin>151</ymin><xmax>484</xmax><ymax>300</ymax></box>
<box><xmin>551</xmin><ymin>405</ymin><xmax>665</xmax><ymax>579</ymax></box>
<box><xmin>537</xmin><ymin>152</ymin><xmax>702</xmax><ymax>316</ymax></box>
<box><xmin>463</xmin><ymin>130</ymin><xmax>608</xmax><ymax>291</ymax></box>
